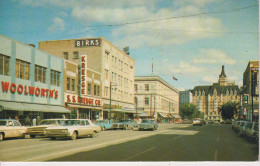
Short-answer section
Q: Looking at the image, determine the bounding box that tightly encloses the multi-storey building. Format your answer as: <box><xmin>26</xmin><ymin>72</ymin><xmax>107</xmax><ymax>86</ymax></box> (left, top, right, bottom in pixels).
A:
<box><xmin>179</xmin><ymin>90</ymin><xmax>193</xmax><ymax>105</ymax></box>
<box><xmin>39</xmin><ymin>37</ymin><xmax>135</xmax><ymax>120</ymax></box>
<box><xmin>241</xmin><ymin>60</ymin><xmax>259</xmax><ymax>121</ymax></box>
<box><xmin>134</xmin><ymin>76</ymin><xmax>180</xmax><ymax>123</ymax></box>
<box><xmin>0</xmin><ymin>34</ymin><xmax>70</xmax><ymax>124</ymax></box>
<box><xmin>192</xmin><ymin>65</ymin><xmax>240</xmax><ymax>122</ymax></box>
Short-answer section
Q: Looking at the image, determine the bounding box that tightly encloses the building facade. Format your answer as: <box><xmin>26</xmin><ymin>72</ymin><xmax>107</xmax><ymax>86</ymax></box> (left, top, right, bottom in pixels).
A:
<box><xmin>179</xmin><ymin>90</ymin><xmax>193</xmax><ymax>105</ymax></box>
<box><xmin>134</xmin><ymin>76</ymin><xmax>180</xmax><ymax>123</ymax></box>
<box><xmin>192</xmin><ymin>66</ymin><xmax>240</xmax><ymax>122</ymax></box>
<box><xmin>39</xmin><ymin>37</ymin><xmax>135</xmax><ymax>120</ymax></box>
<box><xmin>0</xmin><ymin>34</ymin><xmax>70</xmax><ymax>125</ymax></box>
<box><xmin>241</xmin><ymin>60</ymin><xmax>259</xmax><ymax>121</ymax></box>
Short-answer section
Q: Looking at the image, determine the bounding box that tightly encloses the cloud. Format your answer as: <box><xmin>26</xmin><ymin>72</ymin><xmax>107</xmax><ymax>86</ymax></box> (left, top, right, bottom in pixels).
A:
<box><xmin>202</xmin><ymin>75</ymin><xmax>218</xmax><ymax>83</ymax></box>
<box><xmin>48</xmin><ymin>17</ymin><xmax>65</xmax><ymax>33</ymax></box>
<box><xmin>193</xmin><ymin>49</ymin><xmax>236</xmax><ymax>65</ymax></box>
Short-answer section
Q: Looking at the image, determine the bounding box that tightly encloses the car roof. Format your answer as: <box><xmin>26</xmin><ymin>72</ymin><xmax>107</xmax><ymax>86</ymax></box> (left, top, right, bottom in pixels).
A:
<box><xmin>0</xmin><ymin>119</ymin><xmax>18</xmax><ymax>121</ymax></box>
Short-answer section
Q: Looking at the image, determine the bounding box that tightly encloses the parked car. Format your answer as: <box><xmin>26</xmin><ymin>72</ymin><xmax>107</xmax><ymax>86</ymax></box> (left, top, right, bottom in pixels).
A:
<box><xmin>238</xmin><ymin>121</ymin><xmax>252</xmax><ymax>137</ymax></box>
<box><xmin>232</xmin><ymin>120</ymin><xmax>246</xmax><ymax>132</ymax></box>
<box><xmin>112</xmin><ymin>119</ymin><xmax>137</xmax><ymax>130</ymax></box>
<box><xmin>245</xmin><ymin>122</ymin><xmax>259</xmax><ymax>143</ymax></box>
<box><xmin>26</xmin><ymin>119</ymin><xmax>68</xmax><ymax>138</ymax></box>
<box><xmin>137</xmin><ymin>119</ymin><xmax>158</xmax><ymax>131</ymax></box>
<box><xmin>95</xmin><ymin>120</ymin><xmax>113</xmax><ymax>130</ymax></box>
<box><xmin>193</xmin><ymin>119</ymin><xmax>202</xmax><ymax>126</ymax></box>
<box><xmin>0</xmin><ymin>119</ymin><xmax>27</xmax><ymax>141</ymax></box>
<box><xmin>44</xmin><ymin>119</ymin><xmax>101</xmax><ymax>140</ymax></box>
<box><xmin>235</xmin><ymin>121</ymin><xmax>247</xmax><ymax>133</ymax></box>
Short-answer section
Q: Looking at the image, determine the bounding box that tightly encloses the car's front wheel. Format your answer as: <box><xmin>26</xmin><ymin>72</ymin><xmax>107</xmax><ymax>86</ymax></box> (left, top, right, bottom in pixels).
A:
<box><xmin>90</xmin><ymin>132</ymin><xmax>98</xmax><ymax>138</ymax></box>
<box><xmin>30</xmin><ymin>135</ymin><xmax>36</xmax><ymax>139</ymax></box>
<box><xmin>0</xmin><ymin>133</ymin><xmax>4</xmax><ymax>141</ymax></box>
<box><xmin>71</xmin><ymin>131</ymin><xmax>77</xmax><ymax>140</ymax></box>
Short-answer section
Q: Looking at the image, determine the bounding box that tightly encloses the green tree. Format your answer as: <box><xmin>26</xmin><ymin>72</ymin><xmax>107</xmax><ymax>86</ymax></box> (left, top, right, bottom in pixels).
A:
<box><xmin>218</xmin><ymin>102</ymin><xmax>239</xmax><ymax>120</ymax></box>
<box><xmin>180</xmin><ymin>103</ymin><xmax>199</xmax><ymax>120</ymax></box>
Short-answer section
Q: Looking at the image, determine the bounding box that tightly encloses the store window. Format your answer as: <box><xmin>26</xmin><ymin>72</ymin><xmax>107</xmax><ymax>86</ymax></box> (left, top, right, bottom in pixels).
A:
<box><xmin>145</xmin><ymin>84</ymin><xmax>149</xmax><ymax>91</ymax></box>
<box><xmin>67</xmin><ymin>78</ymin><xmax>70</xmax><ymax>91</ymax></box>
<box><xmin>50</xmin><ymin>69</ymin><xmax>60</xmax><ymax>86</ymax></box>
<box><xmin>0</xmin><ymin>54</ymin><xmax>10</xmax><ymax>76</ymax></box>
<box><xmin>73</xmin><ymin>52</ymin><xmax>78</xmax><ymax>59</ymax></box>
<box><xmin>35</xmin><ymin>65</ymin><xmax>46</xmax><ymax>83</ymax></box>
<box><xmin>71</xmin><ymin>79</ymin><xmax>75</xmax><ymax>91</ymax></box>
<box><xmin>63</xmin><ymin>52</ymin><xmax>68</xmax><ymax>60</ymax></box>
<box><xmin>16</xmin><ymin>59</ymin><xmax>30</xmax><ymax>80</ymax></box>
<box><xmin>88</xmin><ymin>83</ymin><xmax>91</xmax><ymax>95</ymax></box>
<box><xmin>145</xmin><ymin>97</ymin><xmax>149</xmax><ymax>105</ymax></box>
<box><xmin>105</xmin><ymin>69</ymin><xmax>109</xmax><ymax>80</ymax></box>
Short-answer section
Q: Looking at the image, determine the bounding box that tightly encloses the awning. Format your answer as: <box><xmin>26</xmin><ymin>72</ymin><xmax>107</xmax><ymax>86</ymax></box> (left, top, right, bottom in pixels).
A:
<box><xmin>158</xmin><ymin>112</ymin><xmax>173</xmax><ymax>118</ymax></box>
<box><xmin>103</xmin><ymin>109</ymin><xmax>136</xmax><ymax>113</ymax></box>
<box><xmin>139</xmin><ymin>112</ymin><xmax>151</xmax><ymax>117</ymax></box>
<box><xmin>171</xmin><ymin>114</ymin><xmax>181</xmax><ymax>118</ymax></box>
<box><xmin>68</xmin><ymin>104</ymin><xmax>102</xmax><ymax>110</ymax></box>
<box><xmin>0</xmin><ymin>101</ymin><xmax>71</xmax><ymax>113</ymax></box>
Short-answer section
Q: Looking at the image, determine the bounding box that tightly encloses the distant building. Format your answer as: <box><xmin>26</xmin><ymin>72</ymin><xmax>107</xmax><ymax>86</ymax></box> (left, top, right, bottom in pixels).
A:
<box><xmin>241</xmin><ymin>60</ymin><xmax>259</xmax><ymax>121</ymax></box>
<box><xmin>134</xmin><ymin>76</ymin><xmax>180</xmax><ymax>123</ymax></box>
<box><xmin>192</xmin><ymin>65</ymin><xmax>240</xmax><ymax>122</ymax></box>
<box><xmin>179</xmin><ymin>90</ymin><xmax>193</xmax><ymax>105</ymax></box>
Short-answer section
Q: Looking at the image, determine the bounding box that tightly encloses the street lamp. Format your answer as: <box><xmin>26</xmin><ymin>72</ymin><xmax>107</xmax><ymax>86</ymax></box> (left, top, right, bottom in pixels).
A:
<box><xmin>109</xmin><ymin>81</ymin><xmax>117</xmax><ymax>120</ymax></box>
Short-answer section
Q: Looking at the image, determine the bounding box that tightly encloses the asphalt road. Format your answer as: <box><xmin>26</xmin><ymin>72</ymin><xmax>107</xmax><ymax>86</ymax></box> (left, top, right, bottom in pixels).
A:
<box><xmin>0</xmin><ymin>123</ymin><xmax>258</xmax><ymax>162</ymax></box>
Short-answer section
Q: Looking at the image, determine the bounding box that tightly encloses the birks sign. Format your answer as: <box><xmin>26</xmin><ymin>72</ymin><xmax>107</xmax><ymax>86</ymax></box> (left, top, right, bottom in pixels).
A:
<box><xmin>75</xmin><ymin>39</ymin><xmax>101</xmax><ymax>47</ymax></box>
<box><xmin>81</xmin><ymin>55</ymin><xmax>87</xmax><ymax>95</ymax></box>
<box><xmin>1</xmin><ymin>81</ymin><xmax>59</xmax><ymax>99</ymax></box>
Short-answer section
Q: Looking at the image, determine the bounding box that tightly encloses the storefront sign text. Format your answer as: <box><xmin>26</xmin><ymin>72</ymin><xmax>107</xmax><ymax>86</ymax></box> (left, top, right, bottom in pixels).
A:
<box><xmin>1</xmin><ymin>81</ymin><xmax>59</xmax><ymax>99</ymax></box>
<box><xmin>81</xmin><ymin>55</ymin><xmax>87</xmax><ymax>95</ymax></box>
<box><xmin>66</xmin><ymin>94</ymin><xmax>101</xmax><ymax>106</ymax></box>
<box><xmin>75</xmin><ymin>39</ymin><xmax>101</xmax><ymax>47</ymax></box>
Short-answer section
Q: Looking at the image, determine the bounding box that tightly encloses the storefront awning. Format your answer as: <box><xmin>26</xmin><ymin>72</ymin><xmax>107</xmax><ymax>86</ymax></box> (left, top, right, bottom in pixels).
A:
<box><xmin>158</xmin><ymin>112</ymin><xmax>173</xmax><ymax>118</ymax></box>
<box><xmin>68</xmin><ymin>104</ymin><xmax>102</xmax><ymax>110</ymax></box>
<box><xmin>171</xmin><ymin>114</ymin><xmax>181</xmax><ymax>118</ymax></box>
<box><xmin>0</xmin><ymin>101</ymin><xmax>71</xmax><ymax>113</ymax></box>
<box><xmin>139</xmin><ymin>112</ymin><xmax>151</xmax><ymax>117</ymax></box>
<box><xmin>103</xmin><ymin>109</ymin><xmax>136</xmax><ymax>113</ymax></box>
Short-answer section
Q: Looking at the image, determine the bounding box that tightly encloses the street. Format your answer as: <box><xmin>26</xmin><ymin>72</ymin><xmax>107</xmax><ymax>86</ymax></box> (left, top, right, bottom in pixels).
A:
<box><xmin>0</xmin><ymin>123</ymin><xmax>258</xmax><ymax>162</ymax></box>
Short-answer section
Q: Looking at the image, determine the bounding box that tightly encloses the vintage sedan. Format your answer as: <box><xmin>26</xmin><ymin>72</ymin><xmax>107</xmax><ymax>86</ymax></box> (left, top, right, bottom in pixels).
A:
<box><xmin>245</xmin><ymin>122</ymin><xmax>259</xmax><ymax>143</ymax></box>
<box><xmin>0</xmin><ymin>119</ymin><xmax>27</xmax><ymax>141</ymax></box>
<box><xmin>26</xmin><ymin>119</ymin><xmax>68</xmax><ymax>138</ymax></box>
<box><xmin>112</xmin><ymin>119</ymin><xmax>137</xmax><ymax>130</ymax></box>
<box><xmin>44</xmin><ymin>119</ymin><xmax>101</xmax><ymax>140</ymax></box>
<box><xmin>95</xmin><ymin>120</ymin><xmax>113</xmax><ymax>130</ymax></box>
<box><xmin>137</xmin><ymin>119</ymin><xmax>158</xmax><ymax>131</ymax></box>
<box><xmin>193</xmin><ymin>119</ymin><xmax>202</xmax><ymax>126</ymax></box>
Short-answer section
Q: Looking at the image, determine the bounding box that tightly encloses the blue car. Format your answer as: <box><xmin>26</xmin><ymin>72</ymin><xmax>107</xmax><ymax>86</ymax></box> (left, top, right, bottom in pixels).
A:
<box><xmin>112</xmin><ymin>119</ymin><xmax>137</xmax><ymax>130</ymax></box>
<box><xmin>95</xmin><ymin>120</ymin><xmax>112</xmax><ymax>130</ymax></box>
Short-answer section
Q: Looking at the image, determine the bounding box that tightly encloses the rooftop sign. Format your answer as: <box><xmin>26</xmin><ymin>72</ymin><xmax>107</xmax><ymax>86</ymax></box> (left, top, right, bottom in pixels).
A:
<box><xmin>75</xmin><ymin>39</ymin><xmax>101</xmax><ymax>47</ymax></box>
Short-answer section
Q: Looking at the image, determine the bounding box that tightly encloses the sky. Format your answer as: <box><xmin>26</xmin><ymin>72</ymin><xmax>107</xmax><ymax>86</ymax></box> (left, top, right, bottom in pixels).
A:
<box><xmin>0</xmin><ymin>0</ymin><xmax>259</xmax><ymax>91</ymax></box>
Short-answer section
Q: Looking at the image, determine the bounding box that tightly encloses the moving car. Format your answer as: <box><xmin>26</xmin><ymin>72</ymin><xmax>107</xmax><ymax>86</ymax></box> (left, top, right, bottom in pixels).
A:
<box><xmin>193</xmin><ymin>119</ymin><xmax>202</xmax><ymax>126</ymax></box>
<box><xmin>112</xmin><ymin>119</ymin><xmax>137</xmax><ymax>130</ymax></box>
<box><xmin>137</xmin><ymin>119</ymin><xmax>158</xmax><ymax>131</ymax></box>
<box><xmin>234</xmin><ymin>120</ymin><xmax>247</xmax><ymax>133</ymax></box>
<box><xmin>0</xmin><ymin>119</ymin><xmax>27</xmax><ymax>141</ymax></box>
<box><xmin>26</xmin><ymin>119</ymin><xmax>68</xmax><ymax>138</ymax></box>
<box><xmin>44</xmin><ymin>119</ymin><xmax>101</xmax><ymax>140</ymax></box>
<box><xmin>245</xmin><ymin>121</ymin><xmax>259</xmax><ymax>143</ymax></box>
<box><xmin>95</xmin><ymin>120</ymin><xmax>113</xmax><ymax>130</ymax></box>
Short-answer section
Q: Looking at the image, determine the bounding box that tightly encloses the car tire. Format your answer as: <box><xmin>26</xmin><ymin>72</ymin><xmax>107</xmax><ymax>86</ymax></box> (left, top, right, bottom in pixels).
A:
<box><xmin>71</xmin><ymin>131</ymin><xmax>77</xmax><ymax>140</ymax></box>
<box><xmin>0</xmin><ymin>133</ymin><xmax>4</xmax><ymax>141</ymax></box>
<box><xmin>51</xmin><ymin>137</ymin><xmax>56</xmax><ymax>140</ymax></box>
<box><xmin>103</xmin><ymin>127</ymin><xmax>106</xmax><ymax>131</ymax></box>
<box><xmin>90</xmin><ymin>132</ymin><xmax>98</xmax><ymax>138</ymax></box>
<box><xmin>21</xmin><ymin>134</ymin><xmax>26</xmax><ymax>139</ymax></box>
<box><xmin>30</xmin><ymin>135</ymin><xmax>36</xmax><ymax>139</ymax></box>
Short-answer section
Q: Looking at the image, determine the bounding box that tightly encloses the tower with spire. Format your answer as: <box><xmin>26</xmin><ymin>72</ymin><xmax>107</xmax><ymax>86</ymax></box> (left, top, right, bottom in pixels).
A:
<box><xmin>218</xmin><ymin>65</ymin><xmax>227</xmax><ymax>86</ymax></box>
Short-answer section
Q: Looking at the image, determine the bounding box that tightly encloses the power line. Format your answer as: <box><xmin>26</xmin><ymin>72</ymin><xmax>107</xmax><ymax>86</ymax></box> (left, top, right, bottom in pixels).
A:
<box><xmin>83</xmin><ymin>4</ymin><xmax>258</xmax><ymax>28</ymax></box>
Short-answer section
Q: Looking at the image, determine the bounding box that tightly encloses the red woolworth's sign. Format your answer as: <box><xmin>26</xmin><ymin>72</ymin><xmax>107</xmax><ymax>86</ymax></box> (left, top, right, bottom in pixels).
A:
<box><xmin>66</xmin><ymin>94</ymin><xmax>101</xmax><ymax>106</ymax></box>
<box><xmin>1</xmin><ymin>81</ymin><xmax>59</xmax><ymax>99</ymax></box>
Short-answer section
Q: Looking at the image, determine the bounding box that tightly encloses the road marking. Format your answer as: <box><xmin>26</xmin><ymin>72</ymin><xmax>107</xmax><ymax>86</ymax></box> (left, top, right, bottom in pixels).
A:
<box><xmin>214</xmin><ymin>150</ymin><xmax>218</xmax><ymax>161</ymax></box>
<box><xmin>125</xmin><ymin>147</ymin><xmax>156</xmax><ymax>160</ymax></box>
<box><xmin>22</xmin><ymin>129</ymin><xmax>170</xmax><ymax>161</ymax></box>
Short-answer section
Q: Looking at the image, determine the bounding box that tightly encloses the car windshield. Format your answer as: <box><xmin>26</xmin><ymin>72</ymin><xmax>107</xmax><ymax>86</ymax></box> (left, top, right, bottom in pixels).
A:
<box><xmin>0</xmin><ymin>121</ymin><xmax>7</xmax><ymax>126</ymax></box>
<box><xmin>39</xmin><ymin>120</ymin><xmax>58</xmax><ymax>125</ymax></box>
<box><xmin>63</xmin><ymin>120</ymin><xmax>80</xmax><ymax>126</ymax></box>
<box><xmin>142</xmin><ymin>120</ymin><xmax>154</xmax><ymax>123</ymax></box>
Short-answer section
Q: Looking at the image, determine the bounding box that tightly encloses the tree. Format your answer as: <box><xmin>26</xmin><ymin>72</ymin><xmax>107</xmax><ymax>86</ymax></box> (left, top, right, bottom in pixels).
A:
<box><xmin>218</xmin><ymin>102</ymin><xmax>239</xmax><ymax>120</ymax></box>
<box><xmin>180</xmin><ymin>103</ymin><xmax>199</xmax><ymax>120</ymax></box>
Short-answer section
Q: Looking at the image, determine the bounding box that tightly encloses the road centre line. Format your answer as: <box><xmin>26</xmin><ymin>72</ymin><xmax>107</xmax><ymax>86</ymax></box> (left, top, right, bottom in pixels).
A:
<box><xmin>214</xmin><ymin>150</ymin><xmax>218</xmax><ymax>161</ymax></box>
<box><xmin>124</xmin><ymin>147</ymin><xmax>156</xmax><ymax>161</ymax></box>
<box><xmin>22</xmin><ymin>129</ymin><xmax>170</xmax><ymax>161</ymax></box>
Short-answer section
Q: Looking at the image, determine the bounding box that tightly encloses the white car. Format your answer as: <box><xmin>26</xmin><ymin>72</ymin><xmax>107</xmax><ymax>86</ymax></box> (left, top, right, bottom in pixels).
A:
<box><xmin>0</xmin><ymin>119</ymin><xmax>27</xmax><ymax>141</ymax></box>
<box><xmin>44</xmin><ymin>119</ymin><xmax>101</xmax><ymax>140</ymax></box>
<box><xmin>193</xmin><ymin>119</ymin><xmax>202</xmax><ymax>126</ymax></box>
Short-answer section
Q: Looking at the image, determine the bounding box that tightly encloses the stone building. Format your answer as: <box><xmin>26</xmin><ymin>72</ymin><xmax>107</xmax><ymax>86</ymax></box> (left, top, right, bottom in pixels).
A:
<box><xmin>134</xmin><ymin>76</ymin><xmax>180</xmax><ymax>123</ymax></box>
<box><xmin>38</xmin><ymin>37</ymin><xmax>135</xmax><ymax>120</ymax></box>
<box><xmin>192</xmin><ymin>65</ymin><xmax>240</xmax><ymax>122</ymax></box>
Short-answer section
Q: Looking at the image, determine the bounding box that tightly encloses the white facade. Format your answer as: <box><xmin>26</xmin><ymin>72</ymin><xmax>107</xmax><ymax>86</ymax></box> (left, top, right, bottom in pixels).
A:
<box><xmin>134</xmin><ymin>76</ymin><xmax>179</xmax><ymax>120</ymax></box>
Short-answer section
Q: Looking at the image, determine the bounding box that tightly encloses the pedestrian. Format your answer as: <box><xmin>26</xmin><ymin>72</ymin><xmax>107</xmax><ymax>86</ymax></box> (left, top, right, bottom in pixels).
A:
<box><xmin>25</xmin><ymin>116</ymin><xmax>31</xmax><ymax>126</ymax></box>
<box><xmin>36</xmin><ymin>116</ymin><xmax>41</xmax><ymax>125</ymax></box>
<box><xmin>32</xmin><ymin>117</ymin><xmax>37</xmax><ymax>126</ymax></box>
<box><xmin>15</xmin><ymin>115</ymin><xmax>20</xmax><ymax>122</ymax></box>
